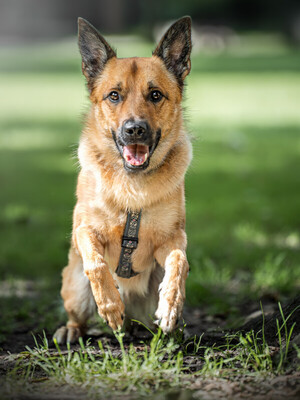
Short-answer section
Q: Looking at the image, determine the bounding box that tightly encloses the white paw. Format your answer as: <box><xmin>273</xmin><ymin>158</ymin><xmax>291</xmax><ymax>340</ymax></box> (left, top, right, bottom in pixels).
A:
<box><xmin>155</xmin><ymin>296</ymin><xmax>182</xmax><ymax>333</ymax></box>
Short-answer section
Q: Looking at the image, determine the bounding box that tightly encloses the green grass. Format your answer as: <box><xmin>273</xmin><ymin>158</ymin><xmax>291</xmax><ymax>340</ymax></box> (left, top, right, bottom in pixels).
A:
<box><xmin>0</xmin><ymin>34</ymin><xmax>300</xmax><ymax>327</ymax></box>
<box><xmin>12</xmin><ymin>329</ymin><xmax>184</xmax><ymax>395</ymax></box>
<box><xmin>7</xmin><ymin>303</ymin><xmax>298</xmax><ymax>398</ymax></box>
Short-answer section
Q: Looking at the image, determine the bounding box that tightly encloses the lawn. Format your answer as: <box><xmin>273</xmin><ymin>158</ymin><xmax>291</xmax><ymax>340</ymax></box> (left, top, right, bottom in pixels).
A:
<box><xmin>0</xmin><ymin>33</ymin><xmax>299</xmax><ymax>398</ymax></box>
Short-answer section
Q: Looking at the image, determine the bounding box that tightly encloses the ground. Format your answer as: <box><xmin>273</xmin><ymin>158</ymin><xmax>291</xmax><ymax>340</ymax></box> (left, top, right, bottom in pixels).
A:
<box><xmin>0</xmin><ymin>33</ymin><xmax>299</xmax><ymax>398</ymax></box>
<box><xmin>0</xmin><ymin>281</ymin><xmax>299</xmax><ymax>399</ymax></box>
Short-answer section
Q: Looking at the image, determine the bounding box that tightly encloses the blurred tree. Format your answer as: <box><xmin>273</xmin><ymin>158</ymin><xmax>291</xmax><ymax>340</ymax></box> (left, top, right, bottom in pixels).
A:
<box><xmin>0</xmin><ymin>0</ymin><xmax>299</xmax><ymax>43</ymax></box>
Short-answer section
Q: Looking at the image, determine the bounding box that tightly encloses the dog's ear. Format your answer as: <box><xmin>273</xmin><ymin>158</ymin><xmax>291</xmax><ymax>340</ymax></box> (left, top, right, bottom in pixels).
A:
<box><xmin>153</xmin><ymin>16</ymin><xmax>192</xmax><ymax>87</ymax></box>
<box><xmin>78</xmin><ymin>18</ymin><xmax>116</xmax><ymax>92</ymax></box>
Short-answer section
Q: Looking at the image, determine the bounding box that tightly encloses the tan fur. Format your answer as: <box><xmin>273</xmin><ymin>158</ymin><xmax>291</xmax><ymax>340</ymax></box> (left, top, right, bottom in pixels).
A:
<box><xmin>53</xmin><ymin>20</ymin><xmax>192</xmax><ymax>344</ymax></box>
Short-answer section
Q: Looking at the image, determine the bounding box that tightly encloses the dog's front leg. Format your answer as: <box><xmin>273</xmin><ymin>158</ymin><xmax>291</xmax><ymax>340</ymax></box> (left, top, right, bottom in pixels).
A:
<box><xmin>154</xmin><ymin>229</ymin><xmax>189</xmax><ymax>333</ymax></box>
<box><xmin>75</xmin><ymin>225</ymin><xmax>125</xmax><ymax>330</ymax></box>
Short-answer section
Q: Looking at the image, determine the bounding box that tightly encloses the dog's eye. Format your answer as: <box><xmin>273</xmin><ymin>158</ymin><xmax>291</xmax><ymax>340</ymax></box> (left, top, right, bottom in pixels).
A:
<box><xmin>150</xmin><ymin>90</ymin><xmax>163</xmax><ymax>103</ymax></box>
<box><xmin>108</xmin><ymin>91</ymin><xmax>120</xmax><ymax>103</ymax></box>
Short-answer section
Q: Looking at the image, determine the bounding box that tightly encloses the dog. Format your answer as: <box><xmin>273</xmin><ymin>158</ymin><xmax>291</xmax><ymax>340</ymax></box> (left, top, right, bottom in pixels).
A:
<box><xmin>54</xmin><ymin>16</ymin><xmax>192</xmax><ymax>344</ymax></box>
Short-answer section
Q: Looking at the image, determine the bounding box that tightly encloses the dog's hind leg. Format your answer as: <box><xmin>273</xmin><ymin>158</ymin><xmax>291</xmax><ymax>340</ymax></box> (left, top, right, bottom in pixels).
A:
<box><xmin>53</xmin><ymin>247</ymin><xmax>96</xmax><ymax>344</ymax></box>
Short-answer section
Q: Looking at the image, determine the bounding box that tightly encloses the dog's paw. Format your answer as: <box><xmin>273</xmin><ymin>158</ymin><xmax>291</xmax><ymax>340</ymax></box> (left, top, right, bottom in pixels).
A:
<box><xmin>97</xmin><ymin>288</ymin><xmax>125</xmax><ymax>331</ymax></box>
<box><xmin>53</xmin><ymin>325</ymin><xmax>82</xmax><ymax>345</ymax></box>
<box><xmin>155</xmin><ymin>295</ymin><xmax>183</xmax><ymax>334</ymax></box>
<box><xmin>86</xmin><ymin>266</ymin><xmax>125</xmax><ymax>331</ymax></box>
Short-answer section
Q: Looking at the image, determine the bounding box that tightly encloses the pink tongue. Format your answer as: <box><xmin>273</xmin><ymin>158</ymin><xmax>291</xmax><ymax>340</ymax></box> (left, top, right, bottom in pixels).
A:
<box><xmin>123</xmin><ymin>144</ymin><xmax>149</xmax><ymax>166</ymax></box>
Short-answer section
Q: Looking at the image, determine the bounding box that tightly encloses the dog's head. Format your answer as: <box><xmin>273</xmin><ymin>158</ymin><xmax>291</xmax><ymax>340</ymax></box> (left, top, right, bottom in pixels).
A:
<box><xmin>78</xmin><ymin>17</ymin><xmax>192</xmax><ymax>173</ymax></box>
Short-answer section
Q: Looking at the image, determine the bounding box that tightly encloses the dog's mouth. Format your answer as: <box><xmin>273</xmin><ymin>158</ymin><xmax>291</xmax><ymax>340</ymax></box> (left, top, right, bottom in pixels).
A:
<box><xmin>112</xmin><ymin>129</ymin><xmax>161</xmax><ymax>172</ymax></box>
<box><xmin>123</xmin><ymin>144</ymin><xmax>149</xmax><ymax>167</ymax></box>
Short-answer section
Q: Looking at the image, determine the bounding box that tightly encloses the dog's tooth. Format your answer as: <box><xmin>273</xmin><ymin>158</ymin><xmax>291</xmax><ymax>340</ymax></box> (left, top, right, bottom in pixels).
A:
<box><xmin>144</xmin><ymin>153</ymin><xmax>148</xmax><ymax>163</ymax></box>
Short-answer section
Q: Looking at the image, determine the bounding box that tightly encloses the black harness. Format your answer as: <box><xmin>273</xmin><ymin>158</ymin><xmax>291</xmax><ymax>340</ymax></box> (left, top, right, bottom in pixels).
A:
<box><xmin>115</xmin><ymin>210</ymin><xmax>142</xmax><ymax>278</ymax></box>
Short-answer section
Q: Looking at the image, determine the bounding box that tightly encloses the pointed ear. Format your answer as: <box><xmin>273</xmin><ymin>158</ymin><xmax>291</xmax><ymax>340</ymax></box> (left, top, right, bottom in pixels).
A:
<box><xmin>78</xmin><ymin>18</ymin><xmax>116</xmax><ymax>92</ymax></box>
<box><xmin>153</xmin><ymin>17</ymin><xmax>192</xmax><ymax>87</ymax></box>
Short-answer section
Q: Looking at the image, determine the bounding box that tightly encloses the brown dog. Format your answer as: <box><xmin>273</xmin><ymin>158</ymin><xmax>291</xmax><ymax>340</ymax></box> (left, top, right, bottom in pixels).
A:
<box><xmin>54</xmin><ymin>16</ymin><xmax>192</xmax><ymax>344</ymax></box>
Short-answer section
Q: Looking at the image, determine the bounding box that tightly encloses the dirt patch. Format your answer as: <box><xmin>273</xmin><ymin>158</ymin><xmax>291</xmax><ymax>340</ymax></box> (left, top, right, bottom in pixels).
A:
<box><xmin>0</xmin><ymin>296</ymin><xmax>299</xmax><ymax>399</ymax></box>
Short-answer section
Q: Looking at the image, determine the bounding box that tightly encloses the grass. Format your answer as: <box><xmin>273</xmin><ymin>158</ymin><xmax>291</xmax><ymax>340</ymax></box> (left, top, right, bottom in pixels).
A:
<box><xmin>193</xmin><ymin>303</ymin><xmax>300</xmax><ymax>377</ymax></box>
<box><xmin>6</xmin><ymin>303</ymin><xmax>298</xmax><ymax>398</ymax></box>
<box><xmin>18</xmin><ymin>330</ymin><xmax>183</xmax><ymax>394</ymax></box>
<box><xmin>0</xmin><ymin>32</ymin><xmax>299</xmax><ymax>382</ymax></box>
<box><xmin>9</xmin><ymin>329</ymin><xmax>184</xmax><ymax>396</ymax></box>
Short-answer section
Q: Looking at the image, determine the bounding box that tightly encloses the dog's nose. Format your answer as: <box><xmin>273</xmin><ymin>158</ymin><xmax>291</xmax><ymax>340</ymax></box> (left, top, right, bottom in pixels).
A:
<box><xmin>123</xmin><ymin>120</ymin><xmax>148</xmax><ymax>137</ymax></box>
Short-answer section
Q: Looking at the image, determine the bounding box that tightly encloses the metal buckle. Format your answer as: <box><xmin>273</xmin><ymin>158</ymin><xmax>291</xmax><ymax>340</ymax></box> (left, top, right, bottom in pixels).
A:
<box><xmin>121</xmin><ymin>236</ymin><xmax>138</xmax><ymax>249</ymax></box>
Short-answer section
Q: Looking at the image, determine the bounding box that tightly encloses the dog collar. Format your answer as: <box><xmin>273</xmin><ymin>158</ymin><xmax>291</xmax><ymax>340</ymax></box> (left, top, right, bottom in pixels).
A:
<box><xmin>115</xmin><ymin>210</ymin><xmax>142</xmax><ymax>278</ymax></box>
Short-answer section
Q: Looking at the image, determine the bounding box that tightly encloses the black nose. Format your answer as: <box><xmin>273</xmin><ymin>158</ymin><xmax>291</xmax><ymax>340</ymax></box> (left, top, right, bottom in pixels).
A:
<box><xmin>123</xmin><ymin>120</ymin><xmax>148</xmax><ymax>137</ymax></box>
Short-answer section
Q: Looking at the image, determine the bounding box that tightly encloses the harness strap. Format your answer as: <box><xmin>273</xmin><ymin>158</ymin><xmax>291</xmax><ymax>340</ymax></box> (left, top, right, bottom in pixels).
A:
<box><xmin>115</xmin><ymin>210</ymin><xmax>142</xmax><ymax>278</ymax></box>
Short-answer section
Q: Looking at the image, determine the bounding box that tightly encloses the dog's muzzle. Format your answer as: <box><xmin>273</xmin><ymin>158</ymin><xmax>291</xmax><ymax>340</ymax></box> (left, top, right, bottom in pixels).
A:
<box><xmin>120</xmin><ymin>120</ymin><xmax>151</xmax><ymax>168</ymax></box>
<box><xmin>112</xmin><ymin>119</ymin><xmax>161</xmax><ymax>172</ymax></box>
